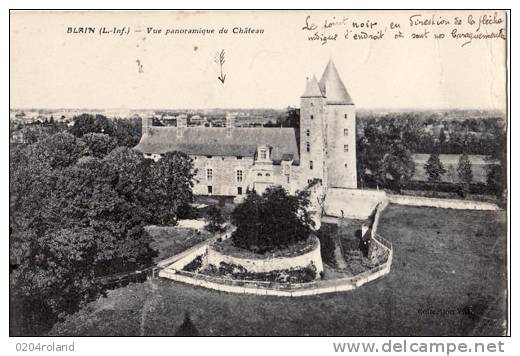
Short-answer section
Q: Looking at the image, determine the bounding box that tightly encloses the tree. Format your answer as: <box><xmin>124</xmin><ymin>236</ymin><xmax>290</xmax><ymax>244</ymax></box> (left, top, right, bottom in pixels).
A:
<box><xmin>81</xmin><ymin>133</ymin><xmax>117</xmax><ymax>158</ymax></box>
<box><xmin>9</xmin><ymin>135</ymin><xmax>169</xmax><ymax>335</ymax></box>
<box><xmin>113</xmin><ymin>118</ymin><xmax>142</xmax><ymax>147</ymax></box>
<box><xmin>488</xmin><ymin>131</ymin><xmax>507</xmax><ymax>206</ymax></box>
<box><xmin>69</xmin><ymin>114</ymin><xmax>114</xmax><ymax>137</ymax></box>
<box><xmin>146</xmin><ymin>151</ymin><xmax>195</xmax><ymax>225</ymax></box>
<box><xmin>25</xmin><ymin>132</ymin><xmax>87</xmax><ymax>169</ymax></box>
<box><xmin>424</xmin><ymin>151</ymin><xmax>446</xmax><ymax>182</ymax></box>
<box><xmin>457</xmin><ymin>153</ymin><xmax>473</xmax><ymax>197</ymax></box>
<box><xmin>439</xmin><ymin>128</ymin><xmax>447</xmax><ymax>146</ymax></box>
<box><xmin>231</xmin><ymin>186</ymin><xmax>314</xmax><ymax>253</ymax></box>
<box><xmin>205</xmin><ymin>206</ymin><xmax>225</xmax><ymax>233</ymax></box>
<box><xmin>378</xmin><ymin>142</ymin><xmax>415</xmax><ymax>193</ymax></box>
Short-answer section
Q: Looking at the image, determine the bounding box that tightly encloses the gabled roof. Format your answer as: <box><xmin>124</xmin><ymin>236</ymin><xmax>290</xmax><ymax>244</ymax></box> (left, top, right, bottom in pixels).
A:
<box><xmin>318</xmin><ymin>60</ymin><xmax>354</xmax><ymax>105</ymax></box>
<box><xmin>134</xmin><ymin>127</ymin><xmax>300</xmax><ymax>164</ymax></box>
<box><xmin>301</xmin><ymin>75</ymin><xmax>324</xmax><ymax>98</ymax></box>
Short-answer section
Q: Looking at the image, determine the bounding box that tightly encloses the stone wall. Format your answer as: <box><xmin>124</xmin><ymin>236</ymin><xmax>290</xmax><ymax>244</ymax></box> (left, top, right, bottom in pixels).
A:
<box><xmin>388</xmin><ymin>194</ymin><xmax>499</xmax><ymax>210</ymax></box>
<box><xmin>206</xmin><ymin>237</ymin><xmax>324</xmax><ymax>277</ymax></box>
<box><xmin>158</xmin><ymin>234</ymin><xmax>393</xmax><ymax>297</ymax></box>
<box><xmin>324</xmin><ymin>188</ymin><xmax>388</xmax><ymax>219</ymax></box>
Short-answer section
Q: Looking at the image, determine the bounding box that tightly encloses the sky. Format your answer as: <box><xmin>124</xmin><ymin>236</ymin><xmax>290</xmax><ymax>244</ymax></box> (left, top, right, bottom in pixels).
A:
<box><xmin>10</xmin><ymin>10</ymin><xmax>507</xmax><ymax>111</ymax></box>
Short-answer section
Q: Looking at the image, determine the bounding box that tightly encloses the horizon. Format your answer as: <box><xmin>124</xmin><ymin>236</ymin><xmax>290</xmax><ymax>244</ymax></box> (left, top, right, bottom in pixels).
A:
<box><xmin>9</xmin><ymin>107</ymin><xmax>508</xmax><ymax>114</ymax></box>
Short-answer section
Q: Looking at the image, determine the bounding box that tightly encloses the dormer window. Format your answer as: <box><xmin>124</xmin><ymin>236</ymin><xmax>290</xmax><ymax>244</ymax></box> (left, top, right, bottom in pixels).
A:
<box><xmin>259</xmin><ymin>149</ymin><xmax>267</xmax><ymax>160</ymax></box>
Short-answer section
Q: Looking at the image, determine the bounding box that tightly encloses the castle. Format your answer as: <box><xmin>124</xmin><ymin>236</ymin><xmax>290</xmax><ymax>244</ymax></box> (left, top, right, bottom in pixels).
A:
<box><xmin>135</xmin><ymin>59</ymin><xmax>358</xmax><ymax>199</ymax></box>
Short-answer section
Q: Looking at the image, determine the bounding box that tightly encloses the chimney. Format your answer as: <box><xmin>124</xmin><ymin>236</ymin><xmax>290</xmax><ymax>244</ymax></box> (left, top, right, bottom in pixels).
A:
<box><xmin>142</xmin><ymin>117</ymin><xmax>153</xmax><ymax>136</ymax></box>
<box><xmin>226</xmin><ymin>113</ymin><xmax>235</xmax><ymax>137</ymax></box>
<box><xmin>177</xmin><ymin>115</ymin><xmax>187</xmax><ymax>137</ymax></box>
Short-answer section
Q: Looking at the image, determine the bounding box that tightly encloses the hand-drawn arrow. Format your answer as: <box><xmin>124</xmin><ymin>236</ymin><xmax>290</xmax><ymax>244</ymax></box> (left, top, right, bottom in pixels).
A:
<box><xmin>214</xmin><ymin>49</ymin><xmax>226</xmax><ymax>84</ymax></box>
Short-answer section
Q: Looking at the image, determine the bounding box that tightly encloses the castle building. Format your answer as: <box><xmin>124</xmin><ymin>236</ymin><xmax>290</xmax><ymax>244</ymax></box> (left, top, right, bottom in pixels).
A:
<box><xmin>135</xmin><ymin>60</ymin><xmax>357</xmax><ymax>197</ymax></box>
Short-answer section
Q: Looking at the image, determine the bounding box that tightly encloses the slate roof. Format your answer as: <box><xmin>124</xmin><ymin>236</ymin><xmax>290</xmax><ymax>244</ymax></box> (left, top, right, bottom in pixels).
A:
<box><xmin>135</xmin><ymin>127</ymin><xmax>300</xmax><ymax>164</ymax></box>
<box><xmin>301</xmin><ymin>75</ymin><xmax>324</xmax><ymax>98</ymax></box>
<box><xmin>318</xmin><ymin>60</ymin><xmax>354</xmax><ymax>105</ymax></box>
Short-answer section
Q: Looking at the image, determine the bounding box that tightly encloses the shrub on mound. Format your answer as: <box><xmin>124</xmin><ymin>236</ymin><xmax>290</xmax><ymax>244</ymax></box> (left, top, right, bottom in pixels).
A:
<box><xmin>230</xmin><ymin>186</ymin><xmax>314</xmax><ymax>254</ymax></box>
<box><xmin>200</xmin><ymin>261</ymin><xmax>317</xmax><ymax>283</ymax></box>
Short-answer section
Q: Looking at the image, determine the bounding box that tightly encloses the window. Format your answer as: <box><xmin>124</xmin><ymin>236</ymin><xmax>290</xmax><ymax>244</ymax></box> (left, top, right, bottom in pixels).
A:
<box><xmin>309</xmin><ymin>160</ymin><xmax>313</xmax><ymax>170</ymax></box>
<box><xmin>236</xmin><ymin>170</ymin><xmax>243</xmax><ymax>183</ymax></box>
<box><xmin>306</xmin><ymin>142</ymin><xmax>310</xmax><ymax>153</ymax></box>
<box><xmin>207</xmin><ymin>185</ymin><xmax>213</xmax><ymax>194</ymax></box>
<box><xmin>257</xmin><ymin>173</ymin><xmax>263</xmax><ymax>177</ymax></box>
<box><xmin>206</xmin><ymin>155</ymin><xmax>212</xmax><ymax>159</ymax></box>
<box><xmin>286</xmin><ymin>175</ymin><xmax>290</xmax><ymax>183</ymax></box>
<box><xmin>259</xmin><ymin>149</ymin><xmax>267</xmax><ymax>160</ymax></box>
<box><xmin>237</xmin><ymin>156</ymin><xmax>242</xmax><ymax>160</ymax></box>
<box><xmin>237</xmin><ymin>187</ymin><xmax>243</xmax><ymax>195</ymax></box>
<box><xmin>344</xmin><ymin>128</ymin><xmax>348</xmax><ymax>136</ymax></box>
<box><xmin>344</xmin><ymin>144</ymin><xmax>349</xmax><ymax>152</ymax></box>
<box><xmin>306</xmin><ymin>129</ymin><xmax>310</xmax><ymax>137</ymax></box>
<box><xmin>310</xmin><ymin>115</ymin><xmax>314</xmax><ymax>120</ymax></box>
<box><xmin>344</xmin><ymin>163</ymin><xmax>348</xmax><ymax>168</ymax></box>
<box><xmin>266</xmin><ymin>173</ymin><xmax>271</xmax><ymax>177</ymax></box>
<box><xmin>344</xmin><ymin>114</ymin><xmax>348</xmax><ymax>119</ymax></box>
<box><xmin>206</xmin><ymin>168</ymin><xmax>213</xmax><ymax>181</ymax></box>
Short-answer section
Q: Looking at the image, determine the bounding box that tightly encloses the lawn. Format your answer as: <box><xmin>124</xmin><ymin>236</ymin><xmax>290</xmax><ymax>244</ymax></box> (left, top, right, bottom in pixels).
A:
<box><xmin>50</xmin><ymin>205</ymin><xmax>508</xmax><ymax>336</ymax></box>
<box><xmin>147</xmin><ymin>225</ymin><xmax>212</xmax><ymax>263</ymax></box>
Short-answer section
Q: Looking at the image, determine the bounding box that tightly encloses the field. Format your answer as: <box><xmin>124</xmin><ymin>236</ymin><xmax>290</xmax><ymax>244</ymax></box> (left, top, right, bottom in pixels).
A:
<box><xmin>50</xmin><ymin>205</ymin><xmax>507</xmax><ymax>336</ymax></box>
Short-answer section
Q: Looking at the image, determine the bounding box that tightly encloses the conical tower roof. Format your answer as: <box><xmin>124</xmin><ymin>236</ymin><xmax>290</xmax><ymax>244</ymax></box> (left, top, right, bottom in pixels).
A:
<box><xmin>301</xmin><ymin>75</ymin><xmax>324</xmax><ymax>98</ymax></box>
<box><xmin>319</xmin><ymin>60</ymin><xmax>354</xmax><ymax>105</ymax></box>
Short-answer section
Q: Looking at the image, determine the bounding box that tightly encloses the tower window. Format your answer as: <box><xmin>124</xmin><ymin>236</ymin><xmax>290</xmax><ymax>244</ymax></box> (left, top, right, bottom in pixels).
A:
<box><xmin>286</xmin><ymin>174</ymin><xmax>290</xmax><ymax>183</ymax></box>
<box><xmin>306</xmin><ymin>142</ymin><xmax>310</xmax><ymax>153</ymax></box>
<box><xmin>237</xmin><ymin>187</ymin><xmax>243</xmax><ymax>195</ymax></box>
<box><xmin>344</xmin><ymin>128</ymin><xmax>348</xmax><ymax>136</ymax></box>
<box><xmin>344</xmin><ymin>114</ymin><xmax>348</xmax><ymax>119</ymax></box>
<box><xmin>310</xmin><ymin>115</ymin><xmax>314</xmax><ymax>120</ymax></box>
<box><xmin>344</xmin><ymin>144</ymin><xmax>349</xmax><ymax>152</ymax></box>
<box><xmin>309</xmin><ymin>160</ymin><xmax>314</xmax><ymax>170</ymax></box>
<box><xmin>306</xmin><ymin>129</ymin><xmax>310</xmax><ymax>137</ymax></box>
<box><xmin>207</xmin><ymin>185</ymin><xmax>213</xmax><ymax>194</ymax></box>
<box><xmin>206</xmin><ymin>168</ymin><xmax>213</xmax><ymax>181</ymax></box>
<box><xmin>236</xmin><ymin>170</ymin><xmax>243</xmax><ymax>183</ymax></box>
<box><xmin>345</xmin><ymin>163</ymin><xmax>348</xmax><ymax>168</ymax></box>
